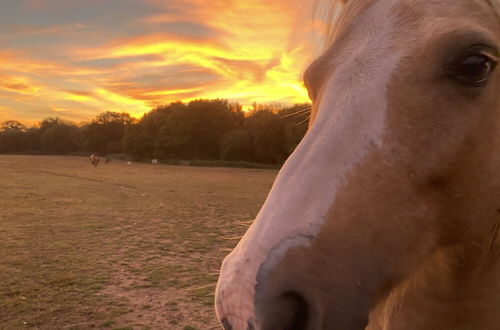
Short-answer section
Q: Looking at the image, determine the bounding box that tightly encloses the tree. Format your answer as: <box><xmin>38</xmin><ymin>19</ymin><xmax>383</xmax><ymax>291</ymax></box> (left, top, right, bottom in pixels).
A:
<box><xmin>279</xmin><ymin>104</ymin><xmax>310</xmax><ymax>156</ymax></box>
<box><xmin>151</xmin><ymin>100</ymin><xmax>244</xmax><ymax>160</ymax></box>
<box><xmin>0</xmin><ymin>120</ymin><xmax>28</xmax><ymax>153</ymax></box>
<box><xmin>183</xmin><ymin>99</ymin><xmax>244</xmax><ymax>159</ymax></box>
<box><xmin>82</xmin><ymin>112</ymin><xmax>134</xmax><ymax>153</ymax></box>
<box><xmin>122</xmin><ymin>123</ymin><xmax>154</xmax><ymax>160</ymax></box>
<box><xmin>38</xmin><ymin>117</ymin><xmax>65</xmax><ymax>135</ymax></box>
<box><xmin>155</xmin><ymin>109</ymin><xmax>193</xmax><ymax>159</ymax></box>
<box><xmin>122</xmin><ymin>102</ymin><xmax>186</xmax><ymax>160</ymax></box>
<box><xmin>220</xmin><ymin>129</ymin><xmax>253</xmax><ymax>161</ymax></box>
<box><xmin>245</xmin><ymin>110</ymin><xmax>287</xmax><ymax>164</ymax></box>
<box><xmin>0</xmin><ymin>99</ymin><xmax>310</xmax><ymax>164</ymax></box>
<box><xmin>38</xmin><ymin>118</ymin><xmax>80</xmax><ymax>154</ymax></box>
<box><xmin>24</xmin><ymin>127</ymin><xmax>41</xmax><ymax>152</ymax></box>
<box><xmin>1</xmin><ymin>120</ymin><xmax>27</xmax><ymax>132</ymax></box>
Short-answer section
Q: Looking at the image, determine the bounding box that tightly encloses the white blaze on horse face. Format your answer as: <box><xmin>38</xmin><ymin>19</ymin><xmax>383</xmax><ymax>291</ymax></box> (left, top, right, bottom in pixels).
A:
<box><xmin>216</xmin><ymin>0</ymin><xmax>411</xmax><ymax>327</ymax></box>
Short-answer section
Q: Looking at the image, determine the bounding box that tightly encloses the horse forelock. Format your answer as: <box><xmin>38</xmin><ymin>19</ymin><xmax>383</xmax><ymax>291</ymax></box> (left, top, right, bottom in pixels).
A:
<box><xmin>318</xmin><ymin>0</ymin><xmax>500</xmax><ymax>49</ymax></box>
<box><xmin>315</xmin><ymin>0</ymin><xmax>365</xmax><ymax>48</ymax></box>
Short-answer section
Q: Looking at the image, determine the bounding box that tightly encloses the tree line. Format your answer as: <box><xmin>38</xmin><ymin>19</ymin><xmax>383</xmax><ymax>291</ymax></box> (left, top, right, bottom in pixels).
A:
<box><xmin>0</xmin><ymin>99</ymin><xmax>310</xmax><ymax>165</ymax></box>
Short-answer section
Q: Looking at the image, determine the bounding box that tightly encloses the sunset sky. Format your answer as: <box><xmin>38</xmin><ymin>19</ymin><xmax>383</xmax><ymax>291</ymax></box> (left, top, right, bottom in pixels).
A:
<box><xmin>0</xmin><ymin>0</ymin><xmax>322</xmax><ymax>125</ymax></box>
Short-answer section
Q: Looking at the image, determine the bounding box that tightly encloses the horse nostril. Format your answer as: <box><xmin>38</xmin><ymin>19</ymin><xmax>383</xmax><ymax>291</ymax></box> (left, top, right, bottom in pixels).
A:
<box><xmin>220</xmin><ymin>318</ymin><xmax>256</xmax><ymax>330</ymax></box>
<box><xmin>258</xmin><ymin>292</ymin><xmax>310</xmax><ymax>330</ymax></box>
<box><xmin>221</xmin><ymin>318</ymin><xmax>233</xmax><ymax>330</ymax></box>
<box><xmin>283</xmin><ymin>292</ymin><xmax>309</xmax><ymax>330</ymax></box>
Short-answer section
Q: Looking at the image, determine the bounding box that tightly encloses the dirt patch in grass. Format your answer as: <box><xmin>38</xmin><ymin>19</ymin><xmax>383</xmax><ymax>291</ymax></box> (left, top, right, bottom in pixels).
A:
<box><xmin>0</xmin><ymin>155</ymin><xmax>277</xmax><ymax>329</ymax></box>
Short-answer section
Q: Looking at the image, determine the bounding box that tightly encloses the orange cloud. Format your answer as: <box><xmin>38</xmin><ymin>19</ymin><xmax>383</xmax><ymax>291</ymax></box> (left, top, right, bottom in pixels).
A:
<box><xmin>0</xmin><ymin>73</ymin><xmax>41</xmax><ymax>95</ymax></box>
<box><xmin>0</xmin><ymin>0</ymin><xmax>320</xmax><ymax>124</ymax></box>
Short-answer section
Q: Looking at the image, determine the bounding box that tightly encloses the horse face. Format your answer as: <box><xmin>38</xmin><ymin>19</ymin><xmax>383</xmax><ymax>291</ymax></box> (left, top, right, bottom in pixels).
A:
<box><xmin>216</xmin><ymin>0</ymin><xmax>500</xmax><ymax>329</ymax></box>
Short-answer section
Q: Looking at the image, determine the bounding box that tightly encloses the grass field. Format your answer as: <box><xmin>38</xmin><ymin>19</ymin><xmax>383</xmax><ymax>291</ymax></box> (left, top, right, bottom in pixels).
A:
<box><xmin>0</xmin><ymin>155</ymin><xmax>277</xmax><ymax>330</ymax></box>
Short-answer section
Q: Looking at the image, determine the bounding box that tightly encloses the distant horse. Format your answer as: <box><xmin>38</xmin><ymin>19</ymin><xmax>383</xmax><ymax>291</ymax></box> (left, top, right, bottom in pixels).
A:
<box><xmin>89</xmin><ymin>154</ymin><xmax>100</xmax><ymax>167</ymax></box>
<box><xmin>216</xmin><ymin>0</ymin><xmax>500</xmax><ymax>329</ymax></box>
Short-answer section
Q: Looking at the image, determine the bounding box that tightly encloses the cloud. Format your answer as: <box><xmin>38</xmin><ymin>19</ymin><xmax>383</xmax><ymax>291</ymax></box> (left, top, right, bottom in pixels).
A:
<box><xmin>0</xmin><ymin>105</ymin><xmax>20</xmax><ymax>123</ymax></box>
<box><xmin>0</xmin><ymin>73</ymin><xmax>41</xmax><ymax>95</ymax></box>
<box><xmin>0</xmin><ymin>22</ymin><xmax>86</xmax><ymax>38</ymax></box>
<box><xmin>0</xmin><ymin>0</ymin><xmax>318</xmax><ymax>124</ymax></box>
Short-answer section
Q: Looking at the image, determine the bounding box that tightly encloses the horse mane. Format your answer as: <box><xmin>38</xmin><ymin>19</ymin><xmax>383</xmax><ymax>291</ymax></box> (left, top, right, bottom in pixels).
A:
<box><xmin>316</xmin><ymin>0</ymin><xmax>365</xmax><ymax>48</ymax></box>
<box><xmin>318</xmin><ymin>0</ymin><xmax>500</xmax><ymax>49</ymax></box>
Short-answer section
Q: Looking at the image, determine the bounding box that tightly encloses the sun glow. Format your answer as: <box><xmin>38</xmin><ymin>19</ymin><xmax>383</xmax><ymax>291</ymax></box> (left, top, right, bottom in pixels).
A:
<box><xmin>0</xmin><ymin>0</ymin><xmax>317</xmax><ymax>123</ymax></box>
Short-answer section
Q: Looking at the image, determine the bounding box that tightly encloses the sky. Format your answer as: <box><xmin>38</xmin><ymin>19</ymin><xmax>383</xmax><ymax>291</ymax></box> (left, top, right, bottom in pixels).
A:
<box><xmin>0</xmin><ymin>0</ymin><xmax>322</xmax><ymax>125</ymax></box>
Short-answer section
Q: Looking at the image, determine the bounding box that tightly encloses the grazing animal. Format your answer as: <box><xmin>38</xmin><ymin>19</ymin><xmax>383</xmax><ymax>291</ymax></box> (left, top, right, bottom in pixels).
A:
<box><xmin>89</xmin><ymin>154</ymin><xmax>100</xmax><ymax>167</ymax></box>
<box><xmin>152</xmin><ymin>159</ymin><xmax>158</xmax><ymax>166</ymax></box>
<box><xmin>215</xmin><ymin>0</ymin><xmax>500</xmax><ymax>329</ymax></box>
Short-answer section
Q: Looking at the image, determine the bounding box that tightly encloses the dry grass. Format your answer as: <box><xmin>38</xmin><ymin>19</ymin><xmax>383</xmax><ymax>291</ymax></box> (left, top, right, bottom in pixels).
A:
<box><xmin>0</xmin><ymin>155</ymin><xmax>277</xmax><ymax>330</ymax></box>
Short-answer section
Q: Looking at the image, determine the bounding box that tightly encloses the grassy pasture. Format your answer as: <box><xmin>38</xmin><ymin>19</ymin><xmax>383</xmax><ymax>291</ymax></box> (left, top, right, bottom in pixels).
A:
<box><xmin>0</xmin><ymin>155</ymin><xmax>277</xmax><ymax>330</ymax></box>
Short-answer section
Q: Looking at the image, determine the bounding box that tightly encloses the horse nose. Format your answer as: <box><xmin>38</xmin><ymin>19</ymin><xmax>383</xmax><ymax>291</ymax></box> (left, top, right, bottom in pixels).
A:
<box><xmin>221</xmin><ymin>318</ymin><xmax>256</xmax><ymax>330</ymax></box>
<box><xmin>255</xmin><ymin>292</ymin><xmax>310</xmax><ymax>330</ymax></box>
<box><xmin>221</xmin><ymin>318</ymin><xmax>233</xmax><ymax>330</ymax></box>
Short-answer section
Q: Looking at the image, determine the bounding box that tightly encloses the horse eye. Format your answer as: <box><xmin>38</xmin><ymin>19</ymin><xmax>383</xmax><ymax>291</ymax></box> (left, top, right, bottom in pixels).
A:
<box><xmin>451</xmin><ymin>50</ymin><xmax>497</xmax><ymax>87</ymax></box>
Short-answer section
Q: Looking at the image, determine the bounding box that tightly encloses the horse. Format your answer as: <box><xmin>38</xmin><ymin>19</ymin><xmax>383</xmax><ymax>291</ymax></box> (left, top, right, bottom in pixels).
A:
<box><xmin>89</xmin><ymin>154</ymin><xmax>100</xmax><ymax>167</ymax></box>
<box><xmin>215</xmin><ymin>0</ymin><xmax>500</xmax><ymax>329</ymax></box>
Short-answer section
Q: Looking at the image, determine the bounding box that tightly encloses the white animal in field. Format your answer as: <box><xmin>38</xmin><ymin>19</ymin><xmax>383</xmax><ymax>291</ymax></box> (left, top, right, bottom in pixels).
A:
<box><xmin>89</xmin><ymin>154</ymin><xmax>100</xmax><ymax>167</ymax></box>
<box><xmin>152</xmin><ymin>159</ymin><xmax>158</xmax><ymax>166</ymax></box>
